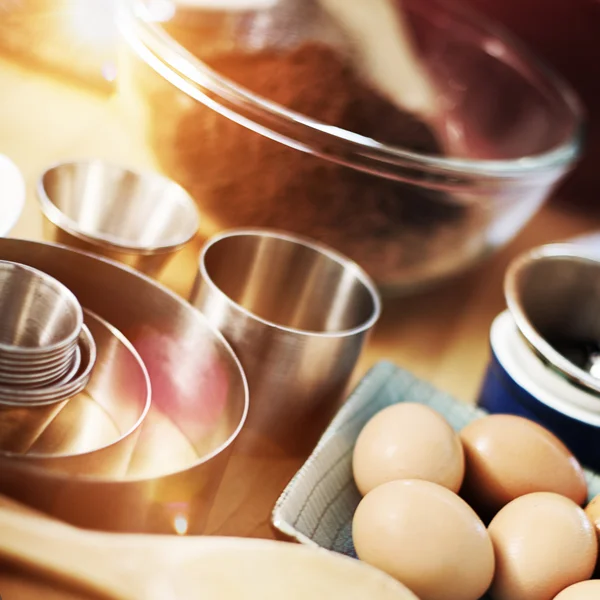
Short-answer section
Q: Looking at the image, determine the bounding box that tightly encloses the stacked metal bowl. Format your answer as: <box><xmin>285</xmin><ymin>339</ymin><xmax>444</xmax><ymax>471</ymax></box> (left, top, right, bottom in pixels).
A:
<box><xmin>0</xmin><ymin>239</ymin><xmax>249</xmax><ymax>535</ymax></box>
<box><xmin>0</xmin><ymin>261</ymin><xmax>96</xmax><ymax>453</ymax></box>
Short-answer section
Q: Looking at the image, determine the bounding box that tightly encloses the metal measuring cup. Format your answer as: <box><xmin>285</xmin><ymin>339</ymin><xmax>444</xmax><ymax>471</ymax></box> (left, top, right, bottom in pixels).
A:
<box><xmin>191</xmin><ymin>229</ymin><xmax>381</xmax><ymax>456</ymax></box>
<box><xmin>37</xmin><ymin>160</ymin><xmax>200</xmax><ymax>278</ymax></box>
<box><xmin>505</xmin><ymin>243</ymin><xmax>600</xmax><ymax>394</ymax></box>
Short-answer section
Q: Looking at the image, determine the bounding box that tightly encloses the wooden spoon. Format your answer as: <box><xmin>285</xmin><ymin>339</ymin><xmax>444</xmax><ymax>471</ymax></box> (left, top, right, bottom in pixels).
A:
<box><xmin>0</xmin><ymin>495</ymin><xmax>419</xmax><ymax>600</ymax></box>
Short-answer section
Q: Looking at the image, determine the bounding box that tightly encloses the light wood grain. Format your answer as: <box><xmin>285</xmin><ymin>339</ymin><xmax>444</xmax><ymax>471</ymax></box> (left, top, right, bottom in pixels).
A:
<box><xmin>1</xmin><ymin>55</ymin><xmax>598</xmax><ymax>542</ymax></box>
<box><xmin>0</xmin><ymin>495</ymin><xmax>419</xmax><ymax>600</ymax></box>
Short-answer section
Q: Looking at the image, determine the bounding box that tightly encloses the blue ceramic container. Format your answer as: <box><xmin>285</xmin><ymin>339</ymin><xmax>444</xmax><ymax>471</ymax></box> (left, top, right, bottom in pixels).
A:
<box><xmin>478</xmin><ymin>310</ymin><xmax>600</xmax><ymax>471</ymax></box>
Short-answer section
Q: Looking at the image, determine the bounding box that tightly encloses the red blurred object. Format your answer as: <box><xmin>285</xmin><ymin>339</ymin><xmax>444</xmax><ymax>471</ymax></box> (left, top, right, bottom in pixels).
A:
<box><xmin>465</xmin><ymin>0</ymin><xmax>600</xmax><ymax>206</ymax></box>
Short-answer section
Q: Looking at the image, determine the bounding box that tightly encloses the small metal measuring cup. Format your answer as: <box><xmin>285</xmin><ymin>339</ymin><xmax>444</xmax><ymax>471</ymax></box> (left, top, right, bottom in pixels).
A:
<box><xmin>0</xmin><ymin>324</ymin><xmax>96</xmax><ymax>453</ymax></box>
<box><xmin>4</xmin><ymin>310</ymin><xmax>152</xmax><ymax>478</ymax></box>
<box><xmin>37</xmin><ymin>160</ymin><xmax>200</xmax><ymax>278</ymax></box>
<box><xmin>505</xmin><ymin>243</ymin><xmax>600</xmax><ymax>394</ymax></box>
<box><xmin>191</xmin><ymin>229</ymin><xmax>381</xmax><ymax>456</ymax></box>
<box><xmin>0</xmin><ymin>261</ymin><xmax>83</xmax><ymax>388</ymax></box>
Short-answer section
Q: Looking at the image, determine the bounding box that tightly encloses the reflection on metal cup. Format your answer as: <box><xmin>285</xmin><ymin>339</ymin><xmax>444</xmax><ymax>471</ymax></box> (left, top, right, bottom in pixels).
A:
<box><xmin>37</xmin><ymin>160</ymin><xmax>200</xmax><ymax>278</ymax></box>
<box><xmin>3</xmin><ymin>309</ymin><xmax>152</xmax><ymax>479</ymax></box>
<box><xmin>478</xmin><ymin>244</ymin><xmax>600</xmax><ymax>471</ymax></box>
<box><xmin>0</xmin><ymin>238</ymin><xmax>248</xmax><ymax>535</ymax></box>
<box><xmin>0</xmin><ymin>325</ymin><xmax>96</xmax><ymax>454</ymax></box>
<box><xmin>0</xmin><ymin>398</ymin><xmax>68</xmax><ymax>455</ymax></box>
<box><xmin>0</xmin><ymin>260</ymin><xmax>82</xmax><ymax>354</ymax></box>
<box><xmin>191</xmin><ymin>229</ymin><xmax>381</xmax><ymax>456</ymax></box>
<box><xmin>0</xmin><ymin>260</ymin><xmax>83</xmax><ymax>390</ymax></box>
<box><xmin>505</xmin><ymin>244</ymin><xmax>600</xmax><ymax>394</ymax></box>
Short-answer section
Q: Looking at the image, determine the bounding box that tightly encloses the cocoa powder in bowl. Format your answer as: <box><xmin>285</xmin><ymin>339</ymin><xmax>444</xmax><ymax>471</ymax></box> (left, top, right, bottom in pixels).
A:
<box><xmin>131</xmin><ymin>39</ymin><xmax>486</xmax><ymax>289</ymax></box>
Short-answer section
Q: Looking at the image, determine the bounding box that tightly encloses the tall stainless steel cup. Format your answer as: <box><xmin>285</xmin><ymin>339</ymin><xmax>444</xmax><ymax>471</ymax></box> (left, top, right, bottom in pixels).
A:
<box><xmin>191</xmin><ymin>229</ymin><xmax>381</xmax><ymax>456</ymax></box>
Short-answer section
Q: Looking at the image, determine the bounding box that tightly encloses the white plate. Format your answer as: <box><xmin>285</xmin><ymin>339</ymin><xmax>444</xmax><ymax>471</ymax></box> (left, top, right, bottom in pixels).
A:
<box><xmin>0</xmin><ymin>155</ymin><xmax>25</xmax><ymax>236</ymax></box>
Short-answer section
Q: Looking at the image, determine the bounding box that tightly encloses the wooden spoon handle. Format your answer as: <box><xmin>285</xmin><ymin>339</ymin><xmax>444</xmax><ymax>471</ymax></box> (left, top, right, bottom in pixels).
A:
<box><xmin>0</xmin><ymin>498</ymin><xmax>131</xmax><ymax>600</ymax></box>
<box><xmin>0</xmin><ymin>495</ymin><xmax>422</xmax><ymax>600</ymax></box>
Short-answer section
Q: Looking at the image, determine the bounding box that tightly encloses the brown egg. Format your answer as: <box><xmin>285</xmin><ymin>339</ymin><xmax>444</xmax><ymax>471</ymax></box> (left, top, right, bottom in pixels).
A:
<box><xmin>488</xmin><ymin>492</ymin><xmax>597</xmax><ymax>600</ymax></box>
<box><xmin>459</xmin><ymin>415</ymin><xmax>587</xmax><ymax>516</ymax></box>
<box><xmin>584</xmin><ymin>494</ymin><xmax>600</xmax><ymax>541</ymax></box>
<box><xmin>352</xmin><ymin>403</ymin><xmax>465</xmax><ymax>495</ymax></box>
<box><xmin>584</xmin><ymin>495</ymin><xmax>600</xmax><ymax>576</ymax></box>
<box><xmin>353</xmin><ymin>479</ymin><xmax>494</xmax><ymax>600</ymax></box>
<box><xmin>552</xmin><ymin>580</ymin><xmax>600</xmax><ymax>599</ymax></box>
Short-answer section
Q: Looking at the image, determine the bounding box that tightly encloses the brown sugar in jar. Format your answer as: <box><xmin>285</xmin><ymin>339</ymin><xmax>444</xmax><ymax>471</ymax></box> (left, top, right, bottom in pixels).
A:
<box><xmin>126</xmin><ymin>39</ymin><xmax>488</xmax><ymax>289</ymax></box>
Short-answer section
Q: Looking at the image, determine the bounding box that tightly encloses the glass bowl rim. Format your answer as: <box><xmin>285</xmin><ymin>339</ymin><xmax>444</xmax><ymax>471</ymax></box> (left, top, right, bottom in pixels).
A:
<box><xmin>118</xmin><ymin>0</ymin><xmax>585</xmax><ymax>182</ymax></box>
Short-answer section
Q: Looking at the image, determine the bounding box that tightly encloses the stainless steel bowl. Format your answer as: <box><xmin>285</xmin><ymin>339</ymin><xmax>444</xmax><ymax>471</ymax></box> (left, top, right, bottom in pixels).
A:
<box><xmin>0</xmin><ymin>260</ymin><xmax>82</xmax><ymax>386</ymax></box>
<box><xmin>0</xmin><ymin>347</ymin><xmax>79</xmax><ymax>371</ymax></box>
<box><xmin>0</xmin><ymin>324</ymin><xmax>96</xmax><ymax>404</ymax></box>
<box><xmin>37</xmin><ymin>160</ymin><xmax>201</xmax><ymax>278</ymax></box>
<box><xmin>191</xmin><ymin>228</ymin><xmax>381</xmax><ymax>456</ymax></box>
<box><xmin>505</xmin><ymin>244</ymin><xmax>600</xmax><ymax>396</ymax></box>
<box><xmin>0</xmin><ymin>324</ymin><xmax>96</xmax><ymax>453</ymax></box>
<box><xmin>0</xmin><ymin>346</ymin><xmax>82</xmax><ymax>389</ymax></box>
<box><xmin>0</xmin><ymin>260</ymin><xmax>83</xmax><ymax>391</ymax></box>
<box><xmin>0</xmin><ymin>238</ymin><xmax>248</xmax><ymax>534</ymax></box>
<box><xmin>0</xmin><ymin>318</ymin><xmax>96</xmax><ymax>453</ymax></box>
<box><xmin>3</xmin><ymin>309</ymin><xmax>152</xmax><ymax>478</ymax></box>
<box><xmin>0</xmin><ymin>396</ymin><xmax>69</xmax><ymax>455</ymax></box>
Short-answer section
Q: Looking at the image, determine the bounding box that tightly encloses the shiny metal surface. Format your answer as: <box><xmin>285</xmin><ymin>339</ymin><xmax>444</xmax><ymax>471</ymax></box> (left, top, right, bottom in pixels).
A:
<box><xmin>0</xmin><ymin>261</ymin><xmax>82</xmax><ymax>354</ymax></box>
<box><xmin>37</xmin><ymin>160</ymin><xmax>200</xmax><ymax>278</ymax></box>
<box><xmin>0</xmin><ymin>260</ymin><xmax>83</xmax><ymax>390</ymax></box>
<box><xmin>0</xmin><ymin>349</ymin><xmax>78</xmax><ymax>389</ymax></box>
<box><xmin>0</xmin><ymin>326</ymin><xmax>95</xmax><ymax>455</ymax></box>
<box><xmin>1</xmin><ymin>310</ymin><xmax>152</xmax><ymax>478</ymax></box>
<box><xmin>0</xmin><ymin>325</ymin><xmax>96</xmax><ymax>404</ymax></box>
<box><xmin>0</xmin><ymin>353</ymin><xmax>75</xmax><ymax>369</ymax></box>
<box><xmin>0</xmin><ymin>399</ymin><xmax>68</xmax><ymax>455</ymax></box>
<box><xmin>0</xmin><ymin>346</ymin><xmax>81</xmax><ymax>389</ymax></box>
<box><xmin>191</xmin><ymin>229</ymin><xmax>381</xmax><ymax>456</ymax></box>
<box><xmin>0</xmin><ymin>346</ymin><xmax>78</xmax><ymax>372</ymax></box>
<box><xmin>505</xmin><ymin>244</ymin><xmax>600</xmax><ymax>395</ymax></box>
<box><xmin>0</xmin><ymin>238</ymin><xmax>248</xmax><ymax>534</ymax></box>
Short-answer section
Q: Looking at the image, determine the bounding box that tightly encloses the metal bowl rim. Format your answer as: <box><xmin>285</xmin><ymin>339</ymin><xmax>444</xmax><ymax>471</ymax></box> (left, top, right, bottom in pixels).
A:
<box><xmin>0</xmin><ymin>260</ymin><xmax>83</xmax><ymax>355</ymax></box>
<box><xmin>504</xmin><ymin>243</ymin><xmax>600</xmax><ymax>395</ymax></box>
<box><xmin>0</xmin><ymin>340</ymin><xmax>79</xmax><ymax>364</ymax></box>
<box><xmin>37</xmin><ymin>159</ymin><xmax>200</xmax><ymax>255</ymax></box>
<box><xmin>198</xmin><ymin>228</ymin><xmax>382</xmax><ymax>338</ymax></box>
<box><xmin>0</xmin><ymin>238</ymin><xmax>249</xmax><ymax>483</ymax></box>
<box><xmin>0</xmin><ymin>347</ymin><xmax>80</xmax><ymax>386</ymax></box>
<box><xmin>0</xmin><ymin>351</ymin><xmax>77</xmax><ymax>377</ymax></box>
<box><xmin>0</xmin><ymin>309</ymin><xmax>153</xmax><ymax>461</ymax></box>
<box><xmin>0</xmin><ymin>324</ymin><xmax>95</xmax><ymax>403</ymax></box>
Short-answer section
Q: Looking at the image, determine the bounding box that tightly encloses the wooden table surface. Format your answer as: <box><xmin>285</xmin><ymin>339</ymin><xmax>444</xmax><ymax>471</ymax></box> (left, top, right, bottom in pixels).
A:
<box><xmin>2</xmin><ymin>54</ymin><xmax>599</xmax><ymax>540</ymax></box>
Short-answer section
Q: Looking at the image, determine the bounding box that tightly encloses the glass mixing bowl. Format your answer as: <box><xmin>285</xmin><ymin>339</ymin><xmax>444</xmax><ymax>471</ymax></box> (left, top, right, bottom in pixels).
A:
<box><xmin>117</xmin><ymin>0</ymin><xmax>582</xmax><ymax>293</ymax></box>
